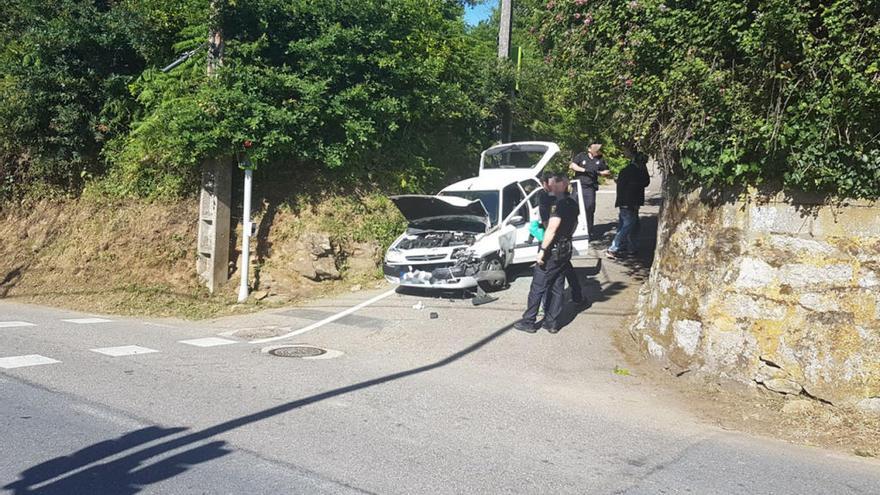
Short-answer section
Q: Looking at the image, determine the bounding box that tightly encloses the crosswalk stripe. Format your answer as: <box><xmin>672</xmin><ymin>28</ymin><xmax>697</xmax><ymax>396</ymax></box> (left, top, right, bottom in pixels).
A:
<box><xmin>90</xmin><ymin>345</ymin><xmax>159</xmax><ymax>357</ymax></box>
<box><xmin>63</xmin><ymin>318</ymin><xmax>113</xmax><ymax>324</ymax></box>
<box><xmin>0</xmin><ymin>355</ymin><xmax>60</xmax><ymax>369</ymax></box>
<box><xmin>179</xmin><ymin>337</ymin><xmax>237</xmax><ymax>348</ymax></box>
<box><xmin>0</xmin><ymin>321</ymin><xmax>36</xmax><ymax>328</ymax></box>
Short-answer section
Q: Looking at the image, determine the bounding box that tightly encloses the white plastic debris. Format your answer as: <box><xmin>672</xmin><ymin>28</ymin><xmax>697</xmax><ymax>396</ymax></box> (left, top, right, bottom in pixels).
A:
<box><xmin>412</xmin><ymin>301</ymin><xmax>425</xmax><ymax>310</ymax></box>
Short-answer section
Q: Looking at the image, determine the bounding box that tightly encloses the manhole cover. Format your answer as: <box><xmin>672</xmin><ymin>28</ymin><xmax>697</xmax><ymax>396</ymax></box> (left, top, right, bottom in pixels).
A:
<box><xmin>268</xmin><ymin>346</ymin><xmax>327</xmax><ymax>358</ymax></box>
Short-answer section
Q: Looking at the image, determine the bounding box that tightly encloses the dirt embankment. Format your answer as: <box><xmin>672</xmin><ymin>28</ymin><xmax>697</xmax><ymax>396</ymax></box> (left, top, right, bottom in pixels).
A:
<box><xmin>0</xmin><ymin>194</ymin><xmax>394</xmax><ymax>318</ymax></box>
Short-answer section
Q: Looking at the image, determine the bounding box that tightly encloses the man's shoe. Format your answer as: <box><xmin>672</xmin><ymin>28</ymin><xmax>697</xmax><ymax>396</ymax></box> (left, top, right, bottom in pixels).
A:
<box><xmin>514</xmin><ymin>320</ymin><xmax>539</xmax><ymax>333</ymax></box>
<box><xmin>605</xmin><ymin>249</ymin><xmax>618</xmax><ymax>259</ymax></box>
<box><xmin>542</xmin><ymin>322</ymin><xmax>560</xmax><ymax>334</ymax></box>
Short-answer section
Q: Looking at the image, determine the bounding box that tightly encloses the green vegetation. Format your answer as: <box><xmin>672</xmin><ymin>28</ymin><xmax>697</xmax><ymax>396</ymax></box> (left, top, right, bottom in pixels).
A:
<box><xmin>533</xmin><ymin>0</ymin><xmax>880</xmax><ymax>198</ymax></box>
<box><xmin>1</xmin><ymin>0</ymin><xmax>877</xmax><ymax>201</ymax></box>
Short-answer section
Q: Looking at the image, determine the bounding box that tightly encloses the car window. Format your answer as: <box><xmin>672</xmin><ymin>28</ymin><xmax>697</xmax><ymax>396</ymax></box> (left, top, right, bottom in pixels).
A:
<box><xmin>439</xmin><ymin>190</ymin><xmax>500</xmax><ymax>225</ymax></box>
<box><xmin>520</xmin><ymin>179</ymin><xmax>541</xmax><ymax>208</ymax></box>
<box><xmin>483</xmin><ymin>144</ymin><xmax>550</xmax><ymax>170</ymax></box>
<box><xmin>501</xmin><ymin>183</ymin><xmax>524</xmax><ymax>220</ymax></box>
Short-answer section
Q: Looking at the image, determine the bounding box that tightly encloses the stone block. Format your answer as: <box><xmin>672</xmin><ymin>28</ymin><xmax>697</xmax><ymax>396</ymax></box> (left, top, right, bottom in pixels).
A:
<box><xmin>703</xmin><ymin>328</ymin><xmax>757</xmax><ymax>370</ymax></box>
<box><xmin>767</xmin><ymin>235</ymin><xmax>837</xmax><ymax>257</ymax></box>
<box><xmin>749</xmin><ymin>205</ymin><xmax>812</xmax><ymax>235</ymax></box>
<box><xmin>723</xmin><ymin>294</ymin><xmax>786</xmax><ymax>320</ymax></box>
<box><xmin>778</xmin><ymin>263</ymin><xmax>853</xmax><ymax>288</ymax></box>
<box><xmin>814</xmin><ymin>207</ymin><xmax>880</xmax><ymax>237</ymax></box>
<box><xmin>673</xmin><ymin>320</ymin><xmax>703</xmax><ymax>356</ymax></box>
<box><xmin>643</xmin><ymin>334</ymin><xmax>665</xmax><ymax>358</ymax></box>
<box><xmin>857</xmin><ymin>397</ymin><xmax>880</xmax><ymax>414</ymax></box>
<box><xmin>798</xmin><ymin>293</ymin><xmax>840</xmax><ymax>313</ymax></box>
<box><xmin>763</xmin><ymin>378</ymin><xmax>803</xmax><ymax>395</ymax></box>
<box><xmin>859</xmin><ymin>269</ymin><xmax>879</xmax><ymax>289</ymax></box>
<box><xmin>734</xmin><ymin>257</ymin><xmax>777</xmax><ymax>289</ymax></box>
<box><xmin>659</xmin><ymin>307</ymin><xmax>670</xmax><ymax>335</ymax></box>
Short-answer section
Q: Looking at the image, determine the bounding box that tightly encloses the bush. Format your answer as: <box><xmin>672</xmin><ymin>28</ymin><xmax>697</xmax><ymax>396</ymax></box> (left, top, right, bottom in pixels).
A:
<box><xmin>534</xmin><ymin>0</ymin><xmax>880</xmax><ymax>199</ymax></box>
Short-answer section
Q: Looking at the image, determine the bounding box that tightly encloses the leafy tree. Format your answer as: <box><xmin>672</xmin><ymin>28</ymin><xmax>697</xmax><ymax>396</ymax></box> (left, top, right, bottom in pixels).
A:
<box><xmin>533</xmin><ymin>0</ymin><xmax>880</xmax><ymax>198</ymax></box>
<box><xmin>0</xmin><ymin>0</ymin><xmax>154</xmax><ymax>197</ymax></box>
<box><xmin>105</xmin><ymin>0</ymin><xmax>498</xmax><ymax>197</ymax></box>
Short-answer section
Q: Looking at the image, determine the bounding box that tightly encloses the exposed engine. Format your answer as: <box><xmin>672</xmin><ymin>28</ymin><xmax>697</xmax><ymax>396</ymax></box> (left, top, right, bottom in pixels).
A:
<box><xmin>395</xmin><ymin>231</ymin><xmax>476</xmax><ymax>250</ymax></box>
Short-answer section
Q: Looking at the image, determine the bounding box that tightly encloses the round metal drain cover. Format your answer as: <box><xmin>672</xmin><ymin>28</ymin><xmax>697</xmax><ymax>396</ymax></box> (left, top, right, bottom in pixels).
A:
<box><xmin>268</xmin><ymin>346</ymin><xmax>327</xmax><ymax>358</ymax></box>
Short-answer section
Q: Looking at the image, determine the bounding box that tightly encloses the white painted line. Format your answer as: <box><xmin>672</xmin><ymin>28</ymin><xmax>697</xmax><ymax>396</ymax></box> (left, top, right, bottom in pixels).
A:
<box><xmin>142</xmin><ymin>322</ymin><xmax>176</xmax><ymax>328</ymax></box>
<box><xmin>0</xmin><ymin>355</ymin><xmax>60</xmax><ymax>369</ymax></box>
<box><xmin>90</xmin><ymin>345</ymin><xmax>159</xmax><ymax>357</ymax></box>
<box><xmin>179</xmin><ymin>337</ymin><xmax>237</xmax><ymax>348</ymax></box>
<box><xmin>250</xmin><ymin>289</ymin><xmax>397</xmax><ymax>344</ymax></box>
<box><xmin>0</xmin><ymin>321</ymin><xmax>36</xmax><ymax>328</ymax></box>
<box><xmin>63</xmin><ymin>318</ymin><xmax>113</xmax><ymax>324</ymax></box>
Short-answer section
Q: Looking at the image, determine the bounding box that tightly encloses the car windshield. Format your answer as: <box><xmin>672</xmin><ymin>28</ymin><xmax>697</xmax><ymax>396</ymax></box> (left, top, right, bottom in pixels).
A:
<box><xmin>483</xmin><ymin>146</ymin><xmax>548</xmax><ymax>170</ymax></box>
<box><xmin>439</xmin><ymin>190</ymin><xmax>499</xmax><ymax>225</ymax></box>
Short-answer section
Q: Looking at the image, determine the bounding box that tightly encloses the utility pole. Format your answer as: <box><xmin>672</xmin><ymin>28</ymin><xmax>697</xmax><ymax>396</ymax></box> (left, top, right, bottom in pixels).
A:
<box><xmin>498</xmin><ymin>0</ymin><xmax>512</xmax><ymax>60</ymax></box>
<box><xmin>196</xmin><ymin>1</ymin><xmax>232</xmax><ymax>294</ymax></box>
<box><xmin>498</xmin><ymin>0</ymin><xmax>513</xmax><ymax>143</ymax></box>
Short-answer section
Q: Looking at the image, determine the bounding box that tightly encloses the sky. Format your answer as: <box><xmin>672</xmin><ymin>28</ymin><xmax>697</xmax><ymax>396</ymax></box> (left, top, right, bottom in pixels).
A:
<box><xmin>464</xmin><ymin>0</ymin><xmax>498</xmax><ymax>25</ymax></box>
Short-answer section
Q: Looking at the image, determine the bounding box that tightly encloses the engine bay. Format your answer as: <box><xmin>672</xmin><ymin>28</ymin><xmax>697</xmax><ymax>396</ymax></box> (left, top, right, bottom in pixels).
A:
<box><xmin>395</xmin><ymin>231</ymin><xmax>476</xmax><ymax>250</ymax></box>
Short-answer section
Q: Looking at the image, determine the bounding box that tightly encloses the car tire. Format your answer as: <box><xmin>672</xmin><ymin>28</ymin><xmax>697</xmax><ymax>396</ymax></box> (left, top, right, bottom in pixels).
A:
<box><xmin>478</xmin><ymin>256</ymin><xmax>508</xmax><ymax>292</ymax></box>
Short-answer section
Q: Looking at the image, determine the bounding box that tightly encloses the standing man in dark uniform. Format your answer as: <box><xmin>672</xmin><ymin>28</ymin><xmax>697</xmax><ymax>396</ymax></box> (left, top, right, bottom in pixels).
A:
<box><xmin>570</xmin><ymin>143</ymin><xmax>610</xmax><ymax>239</ymax></box>
<box><xmin>516</xmin><ymin>173</ymin><xmax>580</xmax><ymax>334</ymax></box>
<box><xmin>536</xmin><ymin>173</ymin><xmax>583</xmax><ymax>304</ymax></box>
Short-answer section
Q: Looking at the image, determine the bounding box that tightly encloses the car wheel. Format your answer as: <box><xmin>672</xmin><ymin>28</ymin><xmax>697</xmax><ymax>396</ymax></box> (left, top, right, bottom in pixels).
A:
<box><xmin>478</xmin><ymin>256</ymin><xmax>507</xmax><ymax>292</ymax></box>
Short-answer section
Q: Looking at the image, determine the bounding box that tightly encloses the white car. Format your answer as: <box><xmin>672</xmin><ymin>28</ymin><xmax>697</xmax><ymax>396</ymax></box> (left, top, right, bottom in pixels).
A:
<box><xmin>383</xmin><ymin>141</ymin><xmax>592</xmax><ymax>291</ymax></box>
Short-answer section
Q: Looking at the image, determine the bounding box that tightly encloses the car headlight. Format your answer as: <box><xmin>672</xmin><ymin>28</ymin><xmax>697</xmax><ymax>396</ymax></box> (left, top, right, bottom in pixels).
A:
<box><xmin>385</xmin><ymin>248</ymin><xmax>404</xmax><ymax>264</ymax></box>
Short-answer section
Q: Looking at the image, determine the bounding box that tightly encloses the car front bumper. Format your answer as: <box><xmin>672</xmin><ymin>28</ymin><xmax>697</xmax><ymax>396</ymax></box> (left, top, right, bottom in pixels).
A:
<box><xmin>383</xmin><ymin>262</ymin><xmax>479</xmax><ymax>290</ymax></box>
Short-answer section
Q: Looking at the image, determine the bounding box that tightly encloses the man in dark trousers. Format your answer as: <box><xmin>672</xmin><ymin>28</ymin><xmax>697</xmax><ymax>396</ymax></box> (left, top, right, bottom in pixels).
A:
<box><xmin>515</xmin><ymin>173</ymin><xmax>580</xmax><ymax>334</ymax></box>
<box><xmin>606</xmin><ymin>146</ymin><xmax>650</xmax><ymax>258</ymax></box>
<box><xmin>570</xmin><ymin>143</ymin><xmax>610</xmax><ymax>240</ymax></box>
<box><xmin>536</xmin><ymin>173</ymin><xmax>583</xmax><ymax>304</ymax></box>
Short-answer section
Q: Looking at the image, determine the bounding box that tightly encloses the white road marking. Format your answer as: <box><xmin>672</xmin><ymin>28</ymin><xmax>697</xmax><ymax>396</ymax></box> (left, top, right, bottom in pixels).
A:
<box><xmin>63</xmin><ymin>318</ymin><xmax>113</xmax><ymax>324</ymax></box>
<box><xmin>0</xmin><ymin>321</ymin><xmax>36</xmax><ymax>328</ymax></box>
<box><xmin>179</xmin><ymin>337</ymin><xmax>237</xmax><ymax>348</ymax></box>
<box><xmin>250</xmin><ymin>289</ymin><xmax>397</xmax><ymax>344</ymax></box>
<box><xmin>142</xmin><ymin>322</ymin><xmax>176</xmax><ymax>328</ymax></box>
<box><xmin>0</xmin><ymin>355</ymin><xmax>60</xmax><ymax>369</ymax></box>
<box><xmin>90</xmin><ymin>345</ymin><xmax>159</xmax><ymax>357</ymax></box>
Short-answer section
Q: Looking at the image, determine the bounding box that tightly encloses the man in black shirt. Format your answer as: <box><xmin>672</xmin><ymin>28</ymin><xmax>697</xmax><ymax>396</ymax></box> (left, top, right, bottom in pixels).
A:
<box><xmin>569</xmin><ymin>143</ymin><xmax>610</xmax><ymax>239</ymax></box>
<box><xmin>607</xmin><ymin>146</ymin><xmax>651</xmax><ymax>258</ymax></box>
<box><xmin>516</xmin><ymin>174</ymin><xmax>580</xmax><ymax>334</ymax></box>
<box><xmin>536</xmin><ymin>174</ymin><xmax>583</xmax><ymax>304</ymax></box>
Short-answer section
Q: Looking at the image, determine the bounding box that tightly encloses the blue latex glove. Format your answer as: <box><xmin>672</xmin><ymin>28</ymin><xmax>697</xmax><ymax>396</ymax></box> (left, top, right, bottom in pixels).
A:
<box><xmin>529</xmin><ymin>220</ymin><xmax>545</xmax><ymax>242</ymax></box>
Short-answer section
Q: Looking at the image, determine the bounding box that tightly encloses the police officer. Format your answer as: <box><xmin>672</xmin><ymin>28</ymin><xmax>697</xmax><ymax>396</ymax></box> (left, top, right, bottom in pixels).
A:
<box><xmin>536</xmin><ymin>173</ymin><xmax>583</xmax><ymax>304</ymax></box>
<box><xmin>516</xmin><ymin>173</ymin><xmax>580</xmax><ymax>334</ymax></box>
<box><xmin>570</xmin><ymin>143</ymin><xmax>610</xmax><ymax>239</ymax></box>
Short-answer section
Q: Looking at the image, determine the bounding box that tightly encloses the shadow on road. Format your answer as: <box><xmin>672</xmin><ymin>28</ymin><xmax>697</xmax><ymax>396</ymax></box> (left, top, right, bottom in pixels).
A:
<box><xmin>4</xmin><ymin>323</ymin><xmax>514</xmax><ymax>494</ymax></box>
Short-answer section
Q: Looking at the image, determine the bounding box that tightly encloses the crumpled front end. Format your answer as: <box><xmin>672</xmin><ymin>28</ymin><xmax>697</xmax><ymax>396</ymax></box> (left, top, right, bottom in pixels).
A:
<box><xmin>383</xmin><ymin>251</ymin><xmax>504</xmax><ymax>289</ymax></box>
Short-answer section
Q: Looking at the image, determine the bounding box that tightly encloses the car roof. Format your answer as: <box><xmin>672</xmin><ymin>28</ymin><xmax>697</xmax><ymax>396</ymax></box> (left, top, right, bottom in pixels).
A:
<box><xmin>440</xmin><ymin>175</ymin><xmax>538</xmax><ymax>193</ymax></box>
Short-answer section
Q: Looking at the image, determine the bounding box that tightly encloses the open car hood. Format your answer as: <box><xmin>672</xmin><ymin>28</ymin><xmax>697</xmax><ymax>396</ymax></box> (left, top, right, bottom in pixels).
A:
<box><xmin>390</xmin><ymin>195</ymin><xmax>489</xmax><ymax>233</ymax></box>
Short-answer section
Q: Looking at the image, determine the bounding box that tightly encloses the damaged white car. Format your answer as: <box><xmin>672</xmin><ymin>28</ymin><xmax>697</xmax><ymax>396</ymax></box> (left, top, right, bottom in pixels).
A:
<box><xmin>384</xmin><ymin>141</ymin><xmax>592</xmax><ymax>291</ymax></box>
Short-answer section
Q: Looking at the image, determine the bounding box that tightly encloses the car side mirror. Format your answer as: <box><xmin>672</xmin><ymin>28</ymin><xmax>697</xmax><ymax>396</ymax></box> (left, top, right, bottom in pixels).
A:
<box><xmin>508</xmin><ymin>215</ymin><xmax>526</xmax><ymax>226</ymax></box>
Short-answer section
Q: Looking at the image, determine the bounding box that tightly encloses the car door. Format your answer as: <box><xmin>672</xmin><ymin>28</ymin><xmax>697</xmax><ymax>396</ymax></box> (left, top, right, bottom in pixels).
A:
<box><xmin>570</xmin><ymin>179</ymin><xmax>592</xmax><ymax>258</ymax></box>
<box><xmin>506</xmin><ymin>180</ymin><xmax>544</xmax><ymax>264</ymax></box>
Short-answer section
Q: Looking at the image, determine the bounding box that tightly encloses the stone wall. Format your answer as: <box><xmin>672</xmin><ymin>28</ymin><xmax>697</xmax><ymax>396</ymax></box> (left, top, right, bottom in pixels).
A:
<box><xmin>632</xmin><ymin>182</ymin><xmax>880</xmax><ymax>405</ymax></box>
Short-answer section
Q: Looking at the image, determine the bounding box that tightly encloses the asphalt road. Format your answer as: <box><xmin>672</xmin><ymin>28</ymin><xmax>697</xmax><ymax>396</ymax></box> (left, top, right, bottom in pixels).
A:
<box><xmin>2</xmin><ymin>172</ymin><xmax>879</xmax><ymax>494</ymax></box>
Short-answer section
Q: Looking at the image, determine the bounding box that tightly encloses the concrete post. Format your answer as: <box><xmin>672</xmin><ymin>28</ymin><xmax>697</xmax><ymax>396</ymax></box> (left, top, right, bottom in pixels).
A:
<box><xmin>196</xmin><ymin>158</ymin><xmax>231</xmax><ymax>293</ymax></box>
<box><xmin>497</xmin><ymin>0</ymin><xmax>513</xmax><ymax>143</ymax></box>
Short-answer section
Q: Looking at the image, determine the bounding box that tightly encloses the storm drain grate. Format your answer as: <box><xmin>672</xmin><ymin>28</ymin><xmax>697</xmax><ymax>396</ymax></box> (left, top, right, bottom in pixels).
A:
<box><xmin>268</xmin><ymin>345</ymin><xmax>327</xmax><ymax>358</ymax></box>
